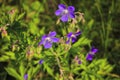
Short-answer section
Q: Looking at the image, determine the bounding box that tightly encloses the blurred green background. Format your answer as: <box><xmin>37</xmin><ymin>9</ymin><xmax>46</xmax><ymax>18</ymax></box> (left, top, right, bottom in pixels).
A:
<box><xmin>0</xmin><ymin>0</ymin><xmax>120</xmax><ymax>79</ymax></box>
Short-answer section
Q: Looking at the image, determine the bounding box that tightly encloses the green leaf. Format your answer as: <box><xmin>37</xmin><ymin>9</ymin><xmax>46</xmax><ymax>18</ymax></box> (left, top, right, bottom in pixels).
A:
<box><xmin>73</xmin><ymin>37</ymin><xmax>91</xmax><ymax>47</ymax></box>
<box><xmin>5</xmin><ymin>52</ymin><xmax>16</xmax><ymax>60</ymax></box>
<box><xmin>28</xmin><ymin>67</ymin><xmax>33</xmax><ymax>80</ymax></box>
<box><xmin>19</xmin><ymin>63</ymin><xmax>25</xmax><ymax>77</ymax></box>
<box><xmin>5</xmin><ymin>67</ymin><xmax>22</xmax><ymax>80</ymax></box>
<box><xmin>16</xmin><ymin>12</ymin><xmax>25</xmax><ymax>21</ymax></box>
<box><xmin>32</xmin><ymin>65</ymin><xmax>41</xmax><ymax>77</ymax></box>
<box><xmin>0</xmin><ymin>55</ymin><xmax>9</xmax><ymax>62</ymax></box>
<box><xmin>87</xmin><ymin>19</ymin><xmax>94</xmax><ymax>29</ymax></box>
<box><xmin>31</xmin><ymin>1</ymin><xmax>44</xmax><ymax>12</ymax></box>
<box><xmin>44</xmin><ymin>63</ymin><xmax>54</xmax><ymax>77</ymax></box>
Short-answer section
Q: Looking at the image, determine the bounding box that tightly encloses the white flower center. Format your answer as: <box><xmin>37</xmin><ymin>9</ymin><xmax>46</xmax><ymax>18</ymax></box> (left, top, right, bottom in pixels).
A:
<box><xmin>45</xmin><ymin>37</ymin><xmax>51</xmax><ymax>42</ymax></box>
<box><xmin>63</xmin><ymin>9</ymin><xmax>68</xmax><ymax>14</ymax></box>
<box><xmin>71</xmin><ymin>34</ymin><xmax>76</xmax><ymax>38</ymax></box>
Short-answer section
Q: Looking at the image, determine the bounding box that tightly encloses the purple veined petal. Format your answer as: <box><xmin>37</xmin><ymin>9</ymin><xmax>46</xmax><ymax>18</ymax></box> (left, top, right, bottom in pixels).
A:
<box><xmin>39</xmin><ymin>59</ymin><xmax>44</xmax><ymax>64</ymax></box>
<box><xmin>51</xmin><ymin>37</ymin><xmax>59</xmax><ymax>42</ymax></box>
<box><xmin>86</xmin><ymin>54</ymin><xmax>94</xmax><ymax>61</ymax></box>
<box><xmin>68</xmin><ymin>6</ymin><xmax>75</xmax><ymax>12</ymax></box>
<box><xmin>55</xmin><ymin>9</ymin><xmax>63</xmax><ymax>16</ymax></box>
<box><xmin>60</xmin><ymin>14</ymin><xmax>69</xmax><ymax>22</ymax></box>
<box><xmin>41</xmin><ymin>35</ymin><xmax>47</xmax><ymax>40</ymax></box>
<box><xmin>67</xmin><ymin>32</ymin><xmax>73</xmax><ymax>38</ymax></box>
<box><xmin>24</xmin><ymin>74</ymin><xmax>28</xmax><ymax>80</ymax></box>
<box><xmin>72</xmin><ymin>37</ymin><xmax>77</xmax><ymax>43</ymax></box>
<box><xmin>66</xmin><ymin>38</ymin><xmax>70</xmax><ymax>44</ymax></box>
<box><xmin>75</xmin><ymin>31</ymin><xmax>81</xmax><ymax>36</ymax></box>
<box><xmin>58</xmin><ymin>4</ymin><xmax>66</xmax><ymax>10</ymax></box>
<box><xmin>38</xmin><ymin>40</ymin><xmax>44</xmax><ymax>46</ymax></box>
<box><xmin>48</xmin><ymin>31</ymin><xmax>56</xmax><ymax>37</ymax></box>
<box><xmin>91</xmin><ymin>47</ymin><xmax>98</xmax><ymax>53</ymax></box>
<box><xmin>44</xmin><ymin>41</ymin><xmax>52</xmax><ymax>49</ymax></box>
<box><xmin>69</xmin><ymin>12</ymin><xmax>75</xmax><ymax>18</ymax></box>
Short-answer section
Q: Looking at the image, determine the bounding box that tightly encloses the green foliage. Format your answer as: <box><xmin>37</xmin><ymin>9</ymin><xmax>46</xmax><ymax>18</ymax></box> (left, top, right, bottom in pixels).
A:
<box><xmin>0</xmin><ymin>0</ymin><xmax>120</xmax><ymax>80</ymax></box>
<box><xmin>5</xmin><ymin>67</ymin><xmax>22</xmax><ymax>80</ymax></box>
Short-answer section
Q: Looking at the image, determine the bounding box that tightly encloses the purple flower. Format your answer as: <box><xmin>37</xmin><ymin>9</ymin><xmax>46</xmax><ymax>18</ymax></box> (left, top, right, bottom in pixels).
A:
<box><xmin>39</xmin><ymin>31</ymin><xmax>59</xmax><ymax>49</ymax></box>
<box><xmin>55</xmin><ymin>4</ymin><xmax>75</xmax><ymax>22</ymax></box>
<box><xmin>66</xmin><ymin>31</ymin><xmax>81</xmax><ymax>44</ymax></box>
<box><xmin>78</xmin><ymin>60</ymin><xmax>82</xmax><ymax>64</ymax></box>
<box><xmin>24</xmin><ymin>74</ymin><xmax>28</xmax><ymax>80</ymax></box>
<box><xmin>86</xmin><ymin>47</ymin><xmax>98</xmax><ymax>61</ymax></box>
<box><xmin>39</xmin><ymin>59</ymin><xmax>44</xmax><ymax>64</ymax></box>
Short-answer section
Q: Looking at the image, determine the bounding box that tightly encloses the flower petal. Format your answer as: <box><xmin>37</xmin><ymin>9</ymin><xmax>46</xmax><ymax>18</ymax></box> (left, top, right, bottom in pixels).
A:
<box><xmin>58</xmin><ymin>4</ymin><xmax>66</xmax><ymax>9</ymax></box>
<box><xmin>86</xmin><ymin>54</ymin><xmax>94</xmax><ymax>61</ymax></box>
<box><xmin>72</xmin><ymin>37</ymin><xmax>77</xmax><ymax>43</ymax></box>
<box><xmin>68</xmin><ymin>6</ymin><xmax>75</xmax><ymax>12</ymax></box>
<box><xmin>60</xmin><ymin>14</ymin><xmax>68</xmax><ymax>22</ymax></box>
<box><xmin>38</xmin><ymin>40</ymin><xmax>43</xmax><ymax>46</ymax></box>
<box><xmin>38</xmin><ymin>35</ymin><xmax>47</xmax><ymax>46</ymax></box>
<box><xmin>55</xmin><ymin>9</ymin><xmax>62</xmax><ymax>16</ymax></box>
<box><xmin>44</xmin><ymin>41</ymin><xmax>52</xmax><ymax>49</ymax></box>
<box><xmin>66</xmin><ymin>39</ymin><xmax>70</xmax><ymax>44</ymax></box>
<box><xmin>39</xmin><ymin>59</ymin><xmax>44</xmax><ymax>64</ymax></box>
<box><xmin>41</xmin><ymin>35</ymin><xmax>47</xmax><ymax>40</ymax></box>
<box><xmin>69</xmin><ymin>12</ymin><xmax>75</xmax><ymax>18</ymax></box>
<box><xmin>24</xmin><ymin>74</ymin><xmax>28</xmax><ymax>80</ymax></box>
<box><xmin>75</xmin><ymin>31</ymin><xmax>81</xmax><ymax>36</ymax></box>
<box><xmin>78</xmin><ymin>60</ymin><xmax>82</xmax><ymax>64</ymax></box>
<box><xmin>48</xmin><ymin>31</ymin><xmax>56</xmax><ymax>37</ymax></box>
<box><xmin>91</xmin><ymin>47</ymin><xmax>98</xmax><ymax>54</ymax></box>
<box><xmin>67</xmin><ymin>32</ymin><xmax>73</xmax><ymax>38</ymax></box>
<box><xmin>52</xmin><ymin>37</ymin><xmax>59</xmax><ymax>42</ymax></box>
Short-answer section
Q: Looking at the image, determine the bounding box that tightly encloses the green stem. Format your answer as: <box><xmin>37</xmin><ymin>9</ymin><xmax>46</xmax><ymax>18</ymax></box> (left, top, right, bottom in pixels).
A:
<box><xmin>50</xmin><ymin>48</ymin><xmax>61</xmax><ymax>68</ymax></box>
<box><xmin>50</xmin><ymin>48</ymin><xmax>65</xmax><ymax>79</ymax></box>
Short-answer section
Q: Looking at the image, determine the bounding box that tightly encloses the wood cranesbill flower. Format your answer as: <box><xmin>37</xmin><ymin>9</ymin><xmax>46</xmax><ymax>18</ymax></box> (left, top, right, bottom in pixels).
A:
<box><xmin>55</xmin><ymin>4</ymin><xmax>75</xmax><ymax>22</ymax></box>
<box><xmin>66</xmin><ymin>31</ymin><xmax>81</xmax><ymax>44</ymax></box>
<box><xmin>86</xmin><ymin>47</ymin><xmax>98</xmax><ymax>61</ymax></box>
<box><xmin>38</xmin><ymin>31</ymin><xmax>59</xmax><ymax>49</ymax></box>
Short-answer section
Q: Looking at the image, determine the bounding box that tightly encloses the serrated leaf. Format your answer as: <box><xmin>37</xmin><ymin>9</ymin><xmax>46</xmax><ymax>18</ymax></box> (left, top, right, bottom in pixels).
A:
<box><xmin>44</xmin><ymin>64</ymin><xmax>54</xmax><ymax>77</ymax></box>
<box><xmin>73</xmin><ymin>37</ymin><xmax>91</xmax><ymax>47</ymax></box>
<box><xmin>32</xmin><ymin>65</ymin><xmax>41</xmax><ymax>77</ymax></box>
<box><xmin>5</xmin><ymin>67</ymin><xmax>22</xmax><ymax>80</ymax></box>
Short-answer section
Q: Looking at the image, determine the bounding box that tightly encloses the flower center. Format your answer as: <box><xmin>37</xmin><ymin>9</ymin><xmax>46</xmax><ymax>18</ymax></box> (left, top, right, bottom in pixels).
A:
<box><xmin>45</xmin><ymin>37</ymin><xmax>52</xmax><ymax>42</ymax></box>
<box><xmin>71</xmin><ymin>34</ymin><xmax>76</xmax><ymax>38</ymax></box>
<box><xmin>46</xmin><ymin>37</ymin><xmax>51</xmax><ymax>41</ymax></box>
<box><xmin>63</xmin><ymin>9</ymin><xmax>68</xmax><ymax>14</ymax></box>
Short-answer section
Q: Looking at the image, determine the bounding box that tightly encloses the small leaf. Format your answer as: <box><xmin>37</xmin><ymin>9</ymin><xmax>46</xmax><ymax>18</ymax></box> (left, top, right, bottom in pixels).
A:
<box><xmin>16</xmin><ymin>12</ymin><xmax>25</xmax><ymax>21</ymax></box>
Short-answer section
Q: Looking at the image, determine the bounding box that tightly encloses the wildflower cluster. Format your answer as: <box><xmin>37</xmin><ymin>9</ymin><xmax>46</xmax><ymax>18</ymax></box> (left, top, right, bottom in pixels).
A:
<box><xmin>36</xmin><ymin>4</ymin><xmax>98</xmax><ymax>79</ymax></box>
<box><xmin>2</xmin><ymin>3</ymin><xmax>103</xmax><ymax>80</ymax></box>
<box><xmin>39</xmin><ymin>4</ymin><xmax>98</xmax><ymax>62</ymax></box>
